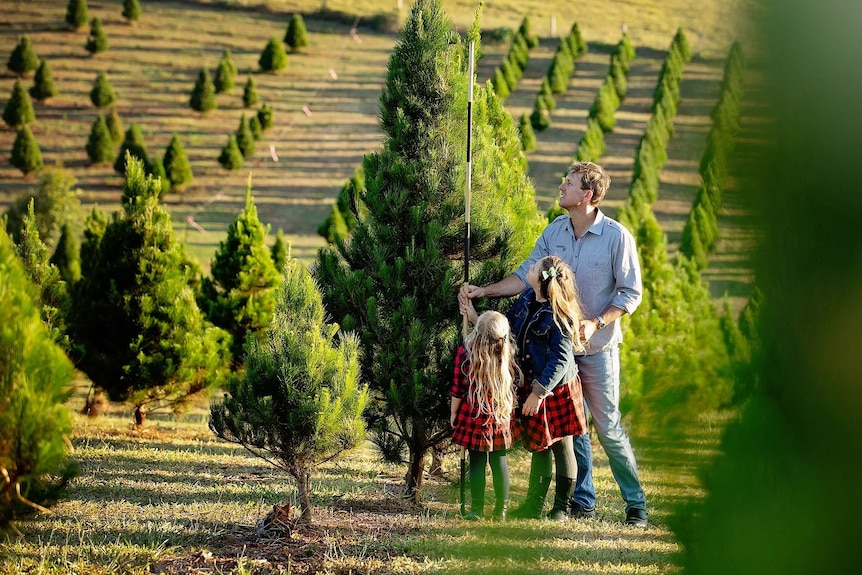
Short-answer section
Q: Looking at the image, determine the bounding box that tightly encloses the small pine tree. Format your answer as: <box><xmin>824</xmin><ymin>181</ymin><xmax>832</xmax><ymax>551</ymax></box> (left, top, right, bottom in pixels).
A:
<box><xmin>163</xmin><ymin>134</ymin><xmax>193</xmax><ymax>191</ymax></box>
<box><xmin>271</xmin><ymin>229</ymin><xmax>287</xmax><ymax>270</ymax></box>
<box><xmin>89</xmin><ymin>71</ymin><xmax>116</xmax><ymax>108</ymax></box>
<box><xmin>114</xmin><ymin>123</ymin><xmax>148</xmax><ymax>175</ymax></box>
<box><xmin>243</xmin><ymin>75</ymin><xmax>258</xmax><ymax>108</ymax></box>
<box><xmin>85</xmin><ymin>17</ymin><xmax>109</xmax><ymax>55</ymax></box>
<box><xmin>257</xmin><ymin>102</ymin><xmax>273</xmax><ymax>129</ymax></box>
<box><xmin>258</xmin><ymin>38</ymin><xmax>288</xmax><ymax>73</ymax></box>
<box><xmin>530</xmin><ymin>96</ymin><xmax>551</xmax><ymax>131</ymax></box>
<box><xmin>65</xmin><ymin>0</ymin><xmax>89</xmax><ymax>30</ymax></box>
<box><xmin>7</xmin><ymin>35</ymin><xmax>40</xmax><ymax>77</ymax></box>
<box><xmin>4</xmin><ymin>167</ymin><xmax>81</xmax><ymax>248</ymax></box>
<box><xmin>218</xmin><ymin>135</ymin><xmax>243</xmax><ymax>170</ymax></box>
<box><xmin>569</xmin><ymin>22</ymin><xmax>588</xmax><ymax>57</ymax></box>
<box><xmin>189</xmin><ymin>68</ymin><xmax>216</xmax><ymax>113</ymax></box>
<box><xmin>539</xmin><ymin>77</ymin><xmax>556</xmax><ymax>111</ymax></box>
<box><xmin>248</xmin><ymin>114</ymin><xmax>262</xmax><ymax>140</ymax></box>
<box><xmin>200</xmin><ymin>179</ymin><xmax>280</xmax><ymax>361</ymax></box>
<box><xmin>316</xmin><ymin>203</ymin><xmax>349</xmax><ymax>243</ymax></box>
<box><xmin>30</xmin><ymin>60</ymin><xmax>58</xmax><ymax>101</ymax></box>
<box><xmin>3</xmin><ymin>80</ymin><xmax>36</xmax><ymax>128</ymax></box>
<box><xmin>86</xmin><ymin>114</ymin><xmax>114</xmax><ymax>164</ymax></box>
<box><xmin>10</xmin><ymin>125</ymin><xmax>44</xmax><ymax>175</ymax></box>
<box><xmin>16</xmin><ymin>200</ymin><xmax>70</xmax><ymax>340</ymax></box>
<box><xmin>51</xmin><ymin>222</ymin><xmax>82</xmax><ymax>284</ymax></box>
<box><xmin>519</xmin><ymin>112</ymin><xmax>536</xmax><ymax>151</ymax></box>
<box><xmin>0</xmin><ymin>231</ymin><xmax>75</xmax><ymax>529</ymax></box>
<box><xmin>284</xmin><ymin>14</ymin><xmax>310</xmax><ymax>52</ymax></box>
<box><xmin>122</xmin><ymin>0</ymin><xmax>142</xmax><ymax>23</ymax></box>
<box><xmin>491</xmin><ymin>67</ymin><xmax>509</xmax><ymax>99</ymax></box>
<box><xmin>221</xmin><ymin>49</ymin><xmax>238</xmax><ymax>77</ymax></box>
<box><xmin>106</xmin><ymin>107</ymin><xmax>124</xmax><ymax>143</ymax></box>
<box><xmin>209</xmin><ymin>249</ymin><xmax>368</xmax><ymax>523</ymax></box>
<box><xmin>213</xmin><ymin>56</ymin><xmax>235</xmax><ymax>94</ymax></box>
<box><xmin>235</xmin><ymin>114</ymin><xmax>255</xmax><ymax>158</ymax></box>
<box><xmin>146</xmin><ymin>157</ymin><xmax>170</xmax><ymax>198</ymax></box>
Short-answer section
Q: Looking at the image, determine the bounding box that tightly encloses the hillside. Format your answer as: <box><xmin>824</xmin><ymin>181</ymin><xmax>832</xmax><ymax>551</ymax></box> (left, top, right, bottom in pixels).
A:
<box><xmin>0</xmin><ymin>0</ymin><xmax>757</xmax><ymax>307</ymax></box>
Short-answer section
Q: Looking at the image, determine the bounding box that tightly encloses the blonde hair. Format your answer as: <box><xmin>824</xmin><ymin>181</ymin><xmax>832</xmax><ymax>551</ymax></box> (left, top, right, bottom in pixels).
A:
<box><xmin>463</xmin><ymin>311</ymin><xmax>521</xmax><ymax>424</ymax></box>
<box><xmin>536</xmin><ymin>256</ymin><xmax>586</xmax><ymax>352</ymax></box>
<box><xmin>568</xmin><ymin>161</ymin><xmax>611</xmax><ymax>205</ymax></box>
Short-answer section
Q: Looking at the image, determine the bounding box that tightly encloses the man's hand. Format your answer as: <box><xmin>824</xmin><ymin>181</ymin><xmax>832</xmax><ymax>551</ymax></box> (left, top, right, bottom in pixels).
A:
<box><xmin>459</xmin><ymin>291</ymin><xmax>479</xmax><ymax>324</ymax></box>
<box><xmin>579</xmin><ymin>318</ymin><xmax>598</xmax><ymax>344</ymax></box>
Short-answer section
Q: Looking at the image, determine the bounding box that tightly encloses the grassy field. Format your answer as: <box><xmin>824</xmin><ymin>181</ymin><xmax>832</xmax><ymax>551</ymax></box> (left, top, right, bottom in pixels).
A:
<box><xmin>0</xmin><ymin>385</ymin><xmax>730</xmax><ymax>574</ymax></box>
<box><xmin>1</xmin><ymin>0</ymin><xmax>758</xmax><ymax>309</ymax></box>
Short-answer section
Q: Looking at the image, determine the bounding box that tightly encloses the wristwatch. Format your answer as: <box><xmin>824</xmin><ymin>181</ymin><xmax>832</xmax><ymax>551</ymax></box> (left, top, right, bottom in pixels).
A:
<box><xmin>595</xmin><ymin>315</ymin><xmax>607</xmax><ymax>329</ymax></box>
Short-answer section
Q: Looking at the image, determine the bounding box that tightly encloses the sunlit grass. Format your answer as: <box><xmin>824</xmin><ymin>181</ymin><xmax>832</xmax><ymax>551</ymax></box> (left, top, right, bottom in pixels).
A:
<box><xmin>0</xmin><ymin>388</ymin><xmax>730</xmax><ymax>574</ymax></box>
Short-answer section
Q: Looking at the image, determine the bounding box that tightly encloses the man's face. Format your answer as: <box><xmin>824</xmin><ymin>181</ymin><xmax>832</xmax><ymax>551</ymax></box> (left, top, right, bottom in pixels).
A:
<box><xmin>558</xmin><ymin>172</ymin><xmax>592</xmax><ymax>209</ymax></box>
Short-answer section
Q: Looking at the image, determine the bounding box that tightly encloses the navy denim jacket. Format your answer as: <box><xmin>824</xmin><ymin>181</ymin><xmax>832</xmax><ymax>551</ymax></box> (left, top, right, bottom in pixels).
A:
<box><xmin>507</xmin><ymin>288</ymin><xmax>577</xmax><ymax>397</ymax></box>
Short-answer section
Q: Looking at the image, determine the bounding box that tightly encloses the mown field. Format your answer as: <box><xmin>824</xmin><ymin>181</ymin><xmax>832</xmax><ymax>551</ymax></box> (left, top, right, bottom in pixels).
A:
<box><xmin>0</xmin><ymin>385</ymin><xmax>729</xmax><ymax>574</ymax></box>
<box><xmin>1</xmin><ymin>0</ymin><xmax>759</xmax><ymax>308</ymax></box>
<box><xmin>2</xmin><ymin>1</ymin><xmax>758</xmax><ymax>572</ymax></box>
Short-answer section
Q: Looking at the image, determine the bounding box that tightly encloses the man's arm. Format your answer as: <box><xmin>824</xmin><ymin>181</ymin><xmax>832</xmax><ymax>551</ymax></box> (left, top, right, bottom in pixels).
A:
<box><xmin>462</xmin><ymin>274</ymin><xmax>526</xmax><ymax>301</ymax></box>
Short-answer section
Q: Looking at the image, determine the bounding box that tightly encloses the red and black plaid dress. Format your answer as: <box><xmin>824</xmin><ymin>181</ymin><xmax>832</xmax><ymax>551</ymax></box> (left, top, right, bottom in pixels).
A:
<box><xmin>513</xmin><ymin>375</ymin><xmax>586</xmax><ymax>452</ymax></box>
<box><xmin>451</xmin><ymin>345</ymin><xmax>515</xmax><ymax>452</ymax></box>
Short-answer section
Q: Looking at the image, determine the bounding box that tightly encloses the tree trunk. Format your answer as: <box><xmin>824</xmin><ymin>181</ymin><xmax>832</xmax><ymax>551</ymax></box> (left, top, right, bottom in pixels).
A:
<box><xmin>134</xmin><ymin>405</ymin><xmax>146</xmax><ymax>427</ymax></box>
<box><xmin>404</xmin><ymin>448</ymin><xmax>426</xmax><ymax>503</ymax></box>
<box><xmin>297</xmin><ymin>468</ymin><xmax>313</xmax><ymax>523</ymax></box>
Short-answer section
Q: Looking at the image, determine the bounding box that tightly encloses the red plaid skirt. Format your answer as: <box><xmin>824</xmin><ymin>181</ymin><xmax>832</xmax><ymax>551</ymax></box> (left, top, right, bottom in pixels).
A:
<box><xmin>513</xmin><ymin>375</ymin><xmax>587</xmax><ymax>452</ymax></box>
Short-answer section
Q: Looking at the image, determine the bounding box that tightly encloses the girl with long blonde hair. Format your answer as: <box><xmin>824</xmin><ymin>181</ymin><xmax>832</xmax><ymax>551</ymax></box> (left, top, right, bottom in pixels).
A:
<box><xmin>450</xmin><ymin>310</ymin><xmax>521</xmax><ymax>520</ymax></box>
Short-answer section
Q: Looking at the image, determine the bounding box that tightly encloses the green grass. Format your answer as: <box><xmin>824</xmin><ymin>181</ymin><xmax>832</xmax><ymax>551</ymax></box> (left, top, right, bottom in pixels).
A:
<box><xmin>0</xmin><ymin>386</ymin><xmax>730</xmax><ymax>574</ymax></box>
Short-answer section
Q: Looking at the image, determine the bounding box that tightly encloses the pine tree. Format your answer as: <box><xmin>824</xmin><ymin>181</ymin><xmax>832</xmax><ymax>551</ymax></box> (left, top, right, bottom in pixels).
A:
<box><xmin>235</xmin><ymin>114</ymin><xmax>255</xmax><ymax>158</ymax></box>
<box><xmin>248</xmin><ymin>114</ymin><xmax>262</xmax><ymax>140</ymax></box>
<box><xmin>258</xmin><ymin>38</ymin><xmax>288</xmax><ymax>73</ymax></box>
<box><xmin>0</xmin><ymin>231</ymin><xmax>75</xmax><ymax>528</ymax></box>
<box><xmin>221</xmin><ymin>49</ymin><xmax>238</xmax><ymax>77</ymax></box>
<box><xmin>15</xmin><ymin>200</ymin><xmax>70</xmax><ymax>341</ymax></box>
<box><xmin>213</xmin><ymin>54</ymin><xmax>235</xmax><ymax>94</ymax></box>
<box><xmin>85</xmin><ymin>16</ymin><xmax>108</xmax><ymax>54</ymax></box>
<box><xmin>51</xmin><ymin>222</ymin><xmax>82</xmax><ymax>284</ymax></box>
<box><xmin>200</xmin><ymin>179</ymin><xmax>280</xmax><ymax>362</ymax></box>
<box><xmin>65</xmin><ymin>0</ymin><xmax>88</xmax><ymax>30</ymax></box>
<box><xmin>519</xmin><ymin>112</ymin><xmax>536</xmax><ymax>151</ymax></box>
<box><xmin>218</xmin><ymin>135</ymin><xmax>243</xmax><ymax>170</ymax></box>
<box><xmin>271</xmin><ymin>229</ymin><xmax>287</xmax><ymax>270</ymax></box>
<box><xmin>530</xmin><ymin>96</ymin><xmax>551</xmax><ymax>131</ymax></box>
<box><xmin>113</xmin><ymin>123</ymin><xmax>148</xmax><ymax>174</ymax></box>
<box><xmin>163</xmin><ymin>134</ymin><xmax>193</xmax><ymax>190</ymax></box>
<box><xmin>7</xmin><ymin>35</ymin><xmax>40</xmax><ymax>77</ymax></box>
<box><xmin>316</xmin><ymin>203</ymin><xmax>348</xmax><ymax>243</ymax></box>
<box><xmin>4</xmin><ymin>166</ymin><xmax>81</xmax><ymax>249</ymax></box>
<box><xmin>210</xmin><ymin>250</ymin><xmax>368</xmax><ymax>523</ymax></box>
<box><xmin>86</xmin><ymin>114</ymin><xmax>114</xmax><ymax>164</ymax></box>
<box><xmin>69</xmin><ymin>156</ymin><xmax>232</xmax><ymax>425</ymax></box>
<box><xmin>284</xmin><ymin>14</ymin><xmax>310</xmax><ymax>52</ymax></box>
<box><xmin>89</xmin><ymin>71</ymin><xmax>116</xmax><ymax>108</ymax></box>
<box><xmin>315</xmin><ymin>0</ymin><xmax>542</xmax><ymax>500</ymax></box>
<box><xmin>189</xmin><ymin>68</ymin><xmax>216</xmax><ymax>112</ymax></box>
<box><xmin>10</xmin><ymin>125</ymin><xmax>43</xmax><ymax>175</ymax></box>
<box><xmin>29</xmin><ymin>60</ymin><xmax>58</xmax><ymax>101</ymax></box>
<box><xmin>106</xmin><ymin>107</ymin><xmax>124</xmax><ymax>143</ymax></box>
<box><xmin>3</xmin><ymin>79</ymin><xmax>36</xmax><ymax>128</ymax></box>
<box><xmin>242</xmin><ymin>75</ymin><xmax>258</xmax><ymax>108</ymax></box>
<box><xmin>257</xmin><ymin>102</ymin><xmax>273</xmax><ymax>129</ymax></box>
<box><xmin>122</xmin><ymin>0</ymin><xmax>142</xmax><ymax>23</ymax></box>
<box><xmin>491</xmin><ymin>67</ymin><xmax>509</xmax><ymax>99</ymax></box>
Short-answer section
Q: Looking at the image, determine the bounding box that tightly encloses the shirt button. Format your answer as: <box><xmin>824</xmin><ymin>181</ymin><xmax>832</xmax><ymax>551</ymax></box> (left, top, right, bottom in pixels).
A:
<box><xmin>525</xmin><ymin>354</ymin><xmax>531</xmax><ymax>359</ymax></box>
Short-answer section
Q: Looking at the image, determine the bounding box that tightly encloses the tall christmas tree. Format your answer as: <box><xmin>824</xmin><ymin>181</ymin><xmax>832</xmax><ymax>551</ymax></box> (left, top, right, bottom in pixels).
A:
<box><xmin>315</xmin><ymin>0</ymin><xmax>542</xmax><ymax>499</ymax></box>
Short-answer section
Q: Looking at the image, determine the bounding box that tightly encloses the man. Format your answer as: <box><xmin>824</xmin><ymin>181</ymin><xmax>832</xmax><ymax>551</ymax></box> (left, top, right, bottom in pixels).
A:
<box><xmin>460</xmin><ymin>161</ymin><xmax>648</xmax><ymax>526</ymax></box>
